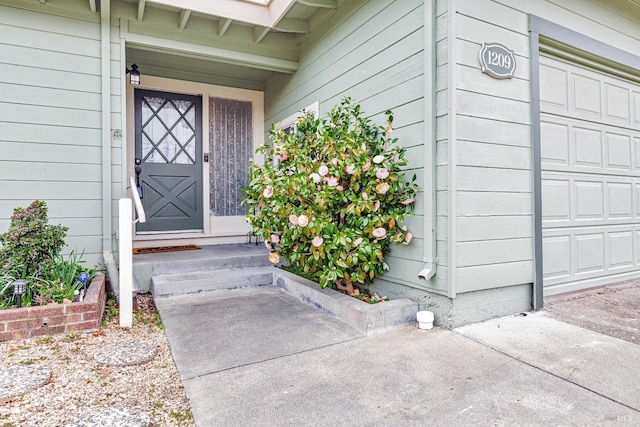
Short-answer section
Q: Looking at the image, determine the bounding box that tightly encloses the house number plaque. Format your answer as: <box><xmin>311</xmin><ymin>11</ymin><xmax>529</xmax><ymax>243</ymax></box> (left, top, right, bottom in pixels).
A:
<box><xmin>479</xmin><ymin>43</ymin><xmax>516</xmax><ymax>79</ymax></box>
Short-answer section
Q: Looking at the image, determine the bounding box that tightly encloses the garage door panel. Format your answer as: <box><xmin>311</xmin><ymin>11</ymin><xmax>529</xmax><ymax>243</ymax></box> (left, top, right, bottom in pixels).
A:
<box><xmin>604</xmin><ymin>83</ymin><xmax>631</xmax><ymax>122</ymax></box>
<box><xmin>542</xmin><ymin>225</ymin><xmax>640</xmax><ymax>292</ymax></box>
<box><xmin>609</xmin><ymin>231</ymin><xmax>634</xmax><ymax>269</ymax></box>
<box><xmin>541</xmin><ymin>121</ymin><xmax>570</xmax><ymax>164</ymax></box>
<box><xmin>573</xmin><ymin>73</ymin><xmax>601</xmax><ymax>116</ymax></box>
<box><xmin>605</xmin><ymin>132</ymin><xmax>633</xmax><ymax>170</ymax></box>
<box><xmin>575</xmin><ymin>180</ymin><xmax>604</xmax><ymax>220</ymax></box>
<box><xmin>540</xmin><ymin>62</ymin><xmax>568</xmax><ymax>109</ymax></box>
<box><xmin>543</xmin><ymin>236</ymin><xmax>571</xmax><ymax>280</ymax></box>
<box><xmin>542</xmin><ymin>179</ymin><xmax>571</xmax><ymax>222</ymax></box>
<box><xmin>575</xmin><ymin>233</ymin><xmax>605</xmax><ymax>274</ymax></box>
<box><xmin>575</xmin><ymin>126</ymin><xmax>602</xmax><ymax>167</ymax></box>
<box><xmin>541</xmin><ymin>56</ymin><xmax>637</xmax><ymax>130</ymax></box>
<box><xmin>542</xmin><ymin>115</ymin><xmax>640</xmax><ymax>175</ymax></box>
<box><xmin>542</xmin><ymin>172</ymin><xmax>640</xmax><ymax>226</ymax></box>
<box><xmin>607</xmin><ymin>182</ymin><xmax>633</xmax><ymax>219</ymax></box>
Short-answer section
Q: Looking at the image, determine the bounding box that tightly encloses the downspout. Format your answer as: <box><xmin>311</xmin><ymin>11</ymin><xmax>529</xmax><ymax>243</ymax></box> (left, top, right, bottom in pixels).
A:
<box><xmin>418</xmin><ymin>0</ymin><xmax>437</xmax><ymax>281</ymax></box>
<box><xmin>100</xmin><ymin>0</ymin><xmax>117</xmax><ymax>290</ymax></box>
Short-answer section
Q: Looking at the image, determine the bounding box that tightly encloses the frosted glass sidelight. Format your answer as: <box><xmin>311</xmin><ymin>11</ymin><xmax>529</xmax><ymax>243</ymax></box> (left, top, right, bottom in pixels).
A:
<box><xmin>209</xmin><ymin>97</ymin><xmax>252</xmax><ymax>216</ymax></box>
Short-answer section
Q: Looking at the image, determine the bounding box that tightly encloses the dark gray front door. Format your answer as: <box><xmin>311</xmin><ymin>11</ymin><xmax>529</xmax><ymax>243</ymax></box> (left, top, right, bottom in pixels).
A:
<box><xmin>134</xmin><ymin>89</ymin><xmax>203</xmax><ymax>232</ymax></box>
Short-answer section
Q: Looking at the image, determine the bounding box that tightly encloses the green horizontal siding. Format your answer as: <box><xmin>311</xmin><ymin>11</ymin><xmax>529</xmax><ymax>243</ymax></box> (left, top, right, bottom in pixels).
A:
<box><xmin>0</xmin><ymin>2</ymin><xmax>104</xmax><ymax>267</ymax></box>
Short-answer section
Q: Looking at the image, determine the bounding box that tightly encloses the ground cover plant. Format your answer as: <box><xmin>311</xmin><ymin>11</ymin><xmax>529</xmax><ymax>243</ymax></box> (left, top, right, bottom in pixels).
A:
<box><xmin>0</xmin><ymin>200</ymin><xmax>95</xmax><ymax>309</ymax></box>
<box><xmin>243</xmin><ymin>98</ymin><xmax>418</xmax><ymax>297</ymax></box>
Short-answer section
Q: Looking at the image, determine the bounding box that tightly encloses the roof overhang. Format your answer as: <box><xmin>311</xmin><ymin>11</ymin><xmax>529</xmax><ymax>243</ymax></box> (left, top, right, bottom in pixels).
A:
<box><xmin>146</xmin><ymin>0</ymin><xmax>295</xmax><ymax>27</ymax></box>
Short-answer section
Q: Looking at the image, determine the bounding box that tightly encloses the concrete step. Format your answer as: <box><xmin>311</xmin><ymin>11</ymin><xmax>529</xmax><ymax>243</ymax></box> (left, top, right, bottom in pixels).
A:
<box><xmin>150</xmin><ymin>253</ymin><xmax>272</xmax><ymax>276</ymax></box>
<box><xmin>133</xmin><ymin>244</ymin><xmax>271</xmax><ymax>292</ymax></box>
<box><xmin>152</xmin><ymin>267</ymin><xmax>273</xmax><ymax>298</ymax></box>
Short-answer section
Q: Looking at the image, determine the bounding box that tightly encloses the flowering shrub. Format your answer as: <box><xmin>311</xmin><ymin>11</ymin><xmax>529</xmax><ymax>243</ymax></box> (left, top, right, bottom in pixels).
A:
<box><xmin>243</xmin><ymin>99</ymin><xmax>418</xmax><ymax>292</ymax></box>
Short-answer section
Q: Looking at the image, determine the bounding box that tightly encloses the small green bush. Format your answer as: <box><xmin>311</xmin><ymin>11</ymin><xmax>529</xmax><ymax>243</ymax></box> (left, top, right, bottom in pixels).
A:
<box><xmin>0</xmin><ymin>200</ymin><xmax>94</xmax><ymax>309</ymax></box>
<box><xmin>243</xmin><ymin>98</ymin><xmax>418</xmax><ymax>292</ymax></box>
<box><xmin>0</xmin><ymin>200</ymin><xmax>67</xmax><ymax>276</ymax></box>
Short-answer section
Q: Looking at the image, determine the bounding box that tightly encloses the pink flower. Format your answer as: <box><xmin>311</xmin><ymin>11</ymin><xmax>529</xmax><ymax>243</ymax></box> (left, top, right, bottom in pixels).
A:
<box><xmin>376</xmin><ymin>168</ymin><xmax>389</xmax><ymax>179</ymax></box>
<box><xmin>362</xmin><ymin>193</ymin><xmax>368</xmax><ymax>200</ymax></box>
<box><xmin>298</xmin><ymin>215</ymin><xmax>309</xmax><ymax>227</ymax></box>
<box><xmin>268</xmin><ymin>252</ymin><xmax>281</xmax><ymax>264</ymax></box>
<box><xmin>346</xmin><ymin>165</ymin><xmax>356</xmax><ymax>175</ymax></box>
<box><xmin>331</xmin><ymin>158</ymin><xmax>339</xmax><ymax>165</ymax></box>
<box><xmin>310</xmin><ymin>173</ymin><xmax>321</xmax><ymax>183</ymax></box>
<box><xmin>336</xmin><ymin>185</ymin><xmax>343</xmax><ymax>191</ymax></box>
<box><xmin>264</xmin><ymin>241</ymin><xmax>272</xmax><ymax>250</ymax></box>
<box><xmin>372</xmin><ymin>228</ymin><xmax>387</xmax><ymax>239</ymax></box>
<box><xmin>318</xmin><ymin>165</ymin><xmax>329</xmax><ymax>176</ymax></box>
<box><xmin>403</xmin><ymin>232</ymin><xmax>413</xmax><ymax>245</ymax></box>
<box><xmin>376</xmin><ymin>182</ymin><xmax>390</xmax><ymax>194</ymax></box>
<box><xmin>362</xmin><ymin>162</ymin><xmax>371</xmax><ymax>172</ymax></box>
<box><xmin>353</xmin><ymin>237</ymin><xmax>363</xmax><ymax>246</ymax></box>
<box><xmin>289</xmin><ymin>214</ymin><xmax>299</xmax><ymax>225</ymax></box>
<box><xmin>263</xmin><ymin>187</ymin><xmax>274</xmax><ymax>198</ymax></box>
<box><xmin>402</xmin><ymin>198</ymin><xmax>415</xmax><ymax>205</ymax></box>
<box><xmin>373</xmin><ymin>155</ymin><xmax>385</xmax><ymax>164</ymax></box>
<box><xmin>312</xmin><ymin>236</ymin><xmax>324</xmax><ymax>247</ymax></box>
<box><xmin>271</xmin><ymin>234</ymin><xmax>280</xmax><ymax>244</ymax></box>
<box><xmin>326</xmin><ymin>176</ymin><xmax>339</xmax><ymax>187</ymax></box>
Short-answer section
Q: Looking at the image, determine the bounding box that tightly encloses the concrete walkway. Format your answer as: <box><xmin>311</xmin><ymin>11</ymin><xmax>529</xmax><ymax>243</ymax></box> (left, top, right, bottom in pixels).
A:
<box><xmin>156</xmin><ymin>287</ymin><xmax>640</xmax><ymax>426</ymax></box>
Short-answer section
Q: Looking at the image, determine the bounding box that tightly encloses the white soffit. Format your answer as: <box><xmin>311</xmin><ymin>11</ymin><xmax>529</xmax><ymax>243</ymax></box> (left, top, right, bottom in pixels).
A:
<box><xmin>147</xmin><ymin>0</ymin><xmax>295</xmax><ymax>27</ymax></box>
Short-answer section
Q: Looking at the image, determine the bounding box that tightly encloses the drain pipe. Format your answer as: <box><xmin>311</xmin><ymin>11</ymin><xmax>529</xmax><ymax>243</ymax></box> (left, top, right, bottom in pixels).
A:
<box><xmin>100</xmin><ymin>0</ymin><xmax>114</xmax><ymax>287</ymax></box>
<box><xmin>418</xmin><ymin>0</ymin><xmax>437</xmax><ymax>281</ymax></box>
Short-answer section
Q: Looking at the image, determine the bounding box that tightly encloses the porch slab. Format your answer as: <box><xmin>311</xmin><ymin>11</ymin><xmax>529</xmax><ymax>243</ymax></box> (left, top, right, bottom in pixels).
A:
<box><xmin>155</xmin><ymin>286</ymin><xmax>363</xmax><ymax>381</ymax></box>
<box><xmin>179</xmin><ymin>325</ymin><xmax>634</xmax><ymax>427</ymax></box>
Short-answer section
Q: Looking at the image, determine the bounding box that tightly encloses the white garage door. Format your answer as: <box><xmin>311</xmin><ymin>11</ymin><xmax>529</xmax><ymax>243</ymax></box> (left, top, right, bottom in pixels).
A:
<box><xmin>540</xmin><ymin>54</ymin><xmax>640</xmax><ymax>296</ymax></box>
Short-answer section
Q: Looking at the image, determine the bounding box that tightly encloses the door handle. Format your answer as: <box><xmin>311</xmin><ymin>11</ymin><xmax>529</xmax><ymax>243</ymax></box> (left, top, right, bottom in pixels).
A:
<box><xmin>134</xmin><ymin>158</ymin><xmax>143</xmax><ymax>199</ymax></box>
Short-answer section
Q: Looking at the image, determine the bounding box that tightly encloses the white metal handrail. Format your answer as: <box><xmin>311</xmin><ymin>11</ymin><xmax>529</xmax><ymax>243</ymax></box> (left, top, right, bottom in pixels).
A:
<box><xmin>130</xmin><ymin>176</ymin><xmax>146</xmax><ymax>224</ymax></box>
<box><xmin>118</xmin><ymin>177</ymin><xmax>146</xmax><ymax>327</ymax></box>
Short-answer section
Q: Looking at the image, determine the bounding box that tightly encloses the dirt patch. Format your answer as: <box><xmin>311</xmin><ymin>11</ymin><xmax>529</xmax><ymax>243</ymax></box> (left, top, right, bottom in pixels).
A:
<box><xmin>544</xmin><ymin>281</ymin><xmax>640</xmax><ymax>345</ymax></box>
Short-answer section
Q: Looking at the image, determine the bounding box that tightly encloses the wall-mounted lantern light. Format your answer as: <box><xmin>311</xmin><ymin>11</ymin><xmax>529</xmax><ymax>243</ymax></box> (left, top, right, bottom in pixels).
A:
<box><xmin>126</xmin><ymin>63</ymin><xmax>140</xmax><ymax>85</ymax></box>
<box><xmin>13</xmin><ymin>279</ymin><xmax>27</xmax><ymax>308</ymax></box>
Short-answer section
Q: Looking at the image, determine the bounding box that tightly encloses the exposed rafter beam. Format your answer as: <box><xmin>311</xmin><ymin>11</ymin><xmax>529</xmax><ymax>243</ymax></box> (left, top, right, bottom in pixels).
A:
<box><xmin>254</xmin><ymin>26</ymin><xmax>270</xmax><ymax>44</ymax></box>
<box><xmin>88</xmin><ymin>0</ymin><xmax>96</xmax><ymax>13</ymax></box>
<box><xmin>219</xmin><ymin>19</ymin><xmax>233</xmax><ymax>37</ymax></box>
<box><xmin>179</xmin><ymin>9</ymin><xmax>191</xmax><ymax>30</ymax></box>
<box><xmin>138</xmin><ymin>0</ymin><xmax>146</xmax><ymax>21</ymax></box>
<box><xmin>296</xmin><ymin>0</ymin><xmax>337</xmax><ymax>8</ymax></box>
<box><xmin>274</xmin><ymin>18</ymin><xmax>309</xmax><ymax>33</ymax></box>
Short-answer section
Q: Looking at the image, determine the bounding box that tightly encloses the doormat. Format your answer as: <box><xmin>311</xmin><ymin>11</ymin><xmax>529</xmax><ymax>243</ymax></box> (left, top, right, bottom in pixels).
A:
<box><xmin>133</xmin><ymin>244</ymin><xmax>201</xmax><ymax>255</ymax></box>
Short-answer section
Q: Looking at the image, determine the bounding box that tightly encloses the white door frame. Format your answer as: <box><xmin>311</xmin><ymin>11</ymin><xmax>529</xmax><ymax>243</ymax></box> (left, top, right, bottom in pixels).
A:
<box><xmin>126</xmin><ymin>75</ymin><xmax>264</xmax><ymax>244</ymax></box>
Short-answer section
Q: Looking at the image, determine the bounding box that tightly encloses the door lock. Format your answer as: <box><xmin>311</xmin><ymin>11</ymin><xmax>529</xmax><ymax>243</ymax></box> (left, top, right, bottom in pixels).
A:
<box><xmin>204</xmin><ymin>153</ymin><xmax>209</xmax><ymax>163</ymax></box>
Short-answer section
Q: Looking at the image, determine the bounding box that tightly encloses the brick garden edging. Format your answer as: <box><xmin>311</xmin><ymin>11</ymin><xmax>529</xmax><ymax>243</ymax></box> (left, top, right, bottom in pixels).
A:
<box><xmin>0</xmin><ymin>273</ymin><xmax>106</xmax><ymax>341</ymax></box>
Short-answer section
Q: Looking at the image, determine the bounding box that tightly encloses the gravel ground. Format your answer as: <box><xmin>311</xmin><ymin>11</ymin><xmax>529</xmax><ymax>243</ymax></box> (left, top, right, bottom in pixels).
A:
<box><xmin>0</xmin><ymin>295</ymin><xmax>194</xmax><ymax>427</ymax></box>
